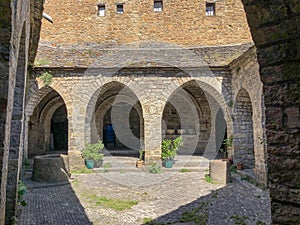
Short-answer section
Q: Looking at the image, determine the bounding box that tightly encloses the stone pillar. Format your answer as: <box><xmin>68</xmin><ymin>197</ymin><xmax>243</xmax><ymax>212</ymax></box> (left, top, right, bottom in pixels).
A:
<box><xmin>142</xmin><ymin>102</ymin><xmax>164</xmax><ymax>165</ymax></box>
<box><xmin>68</xmin><ymin>98</ymin><xmax>87</xmax><ymax>170</ymax></box>
<box><xmin>0</xmin><ymin>0</ymin><xmax>30</xmax><ymax>223</ymax></box>
<box><xmin>6</xmin><ymin>21</ymin><xmax>29</xmax><ymax>224</ymax></box>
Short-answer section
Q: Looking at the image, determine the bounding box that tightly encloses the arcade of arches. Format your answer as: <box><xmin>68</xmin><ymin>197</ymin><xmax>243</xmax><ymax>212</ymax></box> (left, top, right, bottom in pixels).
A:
<box><xmin>26</xmin><ymin>49</ymin><xmax>266</xmax><ymax>187</ymax></box>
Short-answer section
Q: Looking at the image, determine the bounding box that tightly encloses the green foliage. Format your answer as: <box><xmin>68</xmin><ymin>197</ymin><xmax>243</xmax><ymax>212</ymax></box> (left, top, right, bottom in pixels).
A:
<box><xmin>39</xmin><ymin>71</ymin><xmax>53</xmax><ymax>86</ymax></box>
<box><xmin>220</xmin><ymin>135</ymin><xmax>234</xmax><ymax>157</ymax></box>
<box><xmin>81</xmin><ymin>140</ymin><xmax>104</xmax><ymax>161</ymax></box>
<box><xmin>161</xmin><ymin>136</ymin><xmax>183</xmax><ymax>160</ymax></box>
<box><xmin>230</xmin><ymin>165</ymin><xmax>237</xmax><ymax>173</ymax></box>
<box><xmin>102</xmin><ymin>163</ymin><xmax>112</xmax><ymax>168</ymax></box>
<box><xmin>71</xmin><ymin>168</ymin><xmax>95</xmax><ymax>174</ymax></box>
<box><xmin>149</xmin><ymin>163</ymin><xmax>162</xmax><ymax>174</ymax></box>
<box><xmin>223</xmin><ymin>135</ymin><xmax>233</xmax><ymax>148</ymax></box>
<box><xmin>139</xmin><ymin>149</ymin><xmax>144</xmax><ymax>160</ymax></box>
<box><xmin>35</xmin><ymin>58</ymin><xmax>50</xmax><ymax>66</ymax></box>
<box><xmin>142</xmin><ymin>218</ymin><xmax>165</xmax><ymax>225</ymax></box>
<box><xmin>179</xmin><ymin>168</ymin><xmax>191</xmax><ymax>173</ymax></box>
<box><xmin>180</xmin><ymin>202</ymin><xmax>208</xmax><ymax>225</ymax></box>
<box><xmin>211</xmin><ymin>191</ymin><xmax>218</xmax><ymax>199</ymax></box>
<box><xmin>231</xmin><ymin>213</ymin><xmax>249</xmax><ymax>225</ymax></box>
<box><xmin>72</xmin><ymin>178</ymin><xmax>79</xmax><ymax>186</ymax></box>
<box><xmin>84</xmin><ymin>194</ymin><xmax>138</xmax><ymax>211</ymax></box>
<box><xmin>204</xmin><ymin>174</ymin><xmax>217</xmax><ymax>184</ymax></box>
<box><xmin>17</xmin><ymin>180</ymin><xmax>27</xmax><ymax>206</ymax></box>
<box><xmin>23</xmin><ymin>157</ymin><xmax>31</xmax><ymax>169</ymax></box>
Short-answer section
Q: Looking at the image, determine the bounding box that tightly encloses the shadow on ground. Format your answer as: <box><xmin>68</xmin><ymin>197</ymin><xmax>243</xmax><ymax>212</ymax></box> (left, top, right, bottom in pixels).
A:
<box><xmin>17</xmin><ymin>182</ymin><xmax>92</xmax><ymax>225</ymax></box>
<box><xmin>142</xmin><ymin>179</ymin><xmax>271</xmax><ymax>225</ymax></box>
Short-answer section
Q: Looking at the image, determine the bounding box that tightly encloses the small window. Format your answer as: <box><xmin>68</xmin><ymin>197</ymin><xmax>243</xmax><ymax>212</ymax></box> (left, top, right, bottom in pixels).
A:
<box><xmin>154</xmin><ymin>0</ymin><xmax>163</xmax><ymax>12</ymax></box>
<box><xmin>98</xmin><ymin>4</ymin><xmax>105</xmax><ymax>17</ymax></box>
<box><xmin>206</xmin><ymin>3</ymin><xmax>215</xmax><ymax>16</ymax></box>
<box><xmin>116</xmin><ymin>4</ymin><xmax>124</xmax><ymax>14</ymax></box>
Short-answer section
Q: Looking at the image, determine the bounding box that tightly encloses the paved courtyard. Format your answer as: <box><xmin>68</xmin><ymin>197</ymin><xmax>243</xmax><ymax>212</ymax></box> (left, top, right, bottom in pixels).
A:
<box><xmin>17</xmin><ymin>169</ymin><xmax>271</xmax><ymax>225</ymax></box>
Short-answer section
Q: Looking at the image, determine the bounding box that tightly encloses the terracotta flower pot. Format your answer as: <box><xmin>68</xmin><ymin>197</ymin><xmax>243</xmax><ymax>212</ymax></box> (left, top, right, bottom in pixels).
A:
<box><xmin>136</xmin><ymin>160</ymin><xmax>143</xmax><ymax>168</ymax></box>
<box><xmin>237</xmin><ymin>162</ymin><xmax>243</xmax><ymax>170</ymax></box>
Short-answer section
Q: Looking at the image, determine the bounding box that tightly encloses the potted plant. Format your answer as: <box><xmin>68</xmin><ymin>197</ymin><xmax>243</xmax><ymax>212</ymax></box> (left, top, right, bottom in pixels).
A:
<box><xmin>220</xmin><ymin>135</ymin><xmax>234</xmax><ymax>164</ymax></box>
<box><xmin>136</xmin><ymin>149</ymin><xmax>144</xmax><ymax>168</ymax></box>
<box><xmin>237</xmin><ymin>162</ymin><xmax>243</xmax><ymax>170</ymax></box>
<box><xmin>81</xmin><ymin>140</ymin><xmax>104</xmax><ymax>169</ymax></box>
<box><xmin>161</xmin><ymin>136</ymin><xmax>183</xmax><ymax>168</ymax></box>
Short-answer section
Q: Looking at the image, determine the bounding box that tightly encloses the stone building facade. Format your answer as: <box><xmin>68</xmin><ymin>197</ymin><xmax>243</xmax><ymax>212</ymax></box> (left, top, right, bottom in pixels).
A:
<box><xmin>27</xmin><ymin>0</ymin><xmax>268</xmax><ymax>186</ymax></box>
<box><xmin>40</xmin><ymin>0</ymin><xmax>251</xmax><ymax>46</ymax></box>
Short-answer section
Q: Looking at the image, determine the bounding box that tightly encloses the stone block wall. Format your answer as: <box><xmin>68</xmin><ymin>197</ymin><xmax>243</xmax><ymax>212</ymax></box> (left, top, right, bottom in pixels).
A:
<box><xmin>0</xmin><ymin>0</ymin><xmax>31</xmax><ymax>223</ymax></box>
<box><xmin>242</xmin><ymin>0</ymin><xmax>300</xmax><ymax>223</ymax></box>
<box><xmin>40</xmin><ymin>0</ymin><xmax>251</xmax><ymax>47</ymax></box>
<box><xmin>230</xmin><ymin>47</ymin><xmax>267</xmax><ymax>186</ymax></box>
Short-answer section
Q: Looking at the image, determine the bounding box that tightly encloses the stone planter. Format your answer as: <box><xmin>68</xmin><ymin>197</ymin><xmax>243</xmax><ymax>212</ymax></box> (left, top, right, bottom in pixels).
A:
<box><xmin>209</xmin><ymin>159</ymin><xmax>231</xmax><ymax>184</ymax></box>
<box><xmin>32</xmin><ymin>154</ymin><xmax>70</xmax><ymax>182</ymax></box>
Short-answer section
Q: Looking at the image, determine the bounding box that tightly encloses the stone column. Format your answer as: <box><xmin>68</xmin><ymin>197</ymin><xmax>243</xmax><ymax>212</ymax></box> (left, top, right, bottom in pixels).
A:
<box><xmin>142</xmin><ymin>102</ymin><xmax>164</xmax><ymax>165</ymax></box>
<box><xmin>67</xmin><ymin>96</ymin><xmax>88</xmax><ymax>171</ymax></box>
<box><xmin>6</xmin><ymin>22</ymin><xmax>29</xmax><ymax>224</ymax></box>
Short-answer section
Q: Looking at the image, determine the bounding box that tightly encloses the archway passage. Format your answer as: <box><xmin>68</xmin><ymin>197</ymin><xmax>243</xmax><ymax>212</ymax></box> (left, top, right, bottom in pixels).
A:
<box><xmin>162</xmin><ymin>80</ymin><xmax>211</xmax><ymax>156</ymax></box>
<box><xmin>233</xmin><ymin>88</ymin><xmax>254</xmax><ymax>169</ymax></box>
<box><xmin>94</xmin><ymin>82</ymin><xmax>144</xmax><ymax>157</ymax></box>
<box><xmin>51</xmin><ymin>105</ymin><xmax>68</xmax><ymax>151</ymax></box>
<box><xmin>28</xmin><ymin>88</ymin><xmax>68</xmax><ymax>157</ymax></box>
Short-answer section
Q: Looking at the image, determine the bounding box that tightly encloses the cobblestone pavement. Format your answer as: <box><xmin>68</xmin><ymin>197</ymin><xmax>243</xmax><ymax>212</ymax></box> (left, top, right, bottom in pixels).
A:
<box><xmin>18</xmin><ymin>170</ymin><xmax>271</xmax><ymax>225</ymax></box>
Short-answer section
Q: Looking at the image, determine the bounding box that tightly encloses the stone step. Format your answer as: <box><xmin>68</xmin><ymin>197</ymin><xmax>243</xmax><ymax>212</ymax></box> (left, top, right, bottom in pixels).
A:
<box><xmin>100</xmin><ymin>155</ymin><xmax>209</xmax><ymax>172</ymax></box>
<box><xmin>94</xmin><ymin>166</ymin><xmax>206</xmax><ymax>173</ymax></box>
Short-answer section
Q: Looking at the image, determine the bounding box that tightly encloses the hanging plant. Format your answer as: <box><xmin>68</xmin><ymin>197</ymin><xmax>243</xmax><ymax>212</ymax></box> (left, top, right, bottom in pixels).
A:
<box><xmin>39</xmin><ymin>71</ymin><xmax>53</xmax><ymax>86</ymax></box>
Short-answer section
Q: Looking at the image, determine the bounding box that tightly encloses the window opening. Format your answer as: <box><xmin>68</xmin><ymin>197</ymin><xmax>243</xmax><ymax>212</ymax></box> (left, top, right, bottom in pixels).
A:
<box><xmin>206</xmin><ymin>2</ymin><xmax>215</xmax><ymax>16</ymax></box>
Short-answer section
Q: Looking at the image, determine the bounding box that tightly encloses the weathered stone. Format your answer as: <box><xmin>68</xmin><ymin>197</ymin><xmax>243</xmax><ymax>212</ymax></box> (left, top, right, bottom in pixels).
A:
<box><xmin>32</xmin><ymin>154</ymin><xmax>70</xmax><ymax>182</ymax></box>
<box><xmin>209</xmin><ymin>159</ymin><xmax>231</xmax><ymax>185</ymax></box>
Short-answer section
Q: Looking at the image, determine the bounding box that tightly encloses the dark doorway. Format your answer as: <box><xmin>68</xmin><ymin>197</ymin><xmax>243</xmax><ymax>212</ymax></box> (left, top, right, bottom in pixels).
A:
<box><xmin>51</xmin><ymin>105</ymin><xmax>68</xmax><ymax>151</ymax></box>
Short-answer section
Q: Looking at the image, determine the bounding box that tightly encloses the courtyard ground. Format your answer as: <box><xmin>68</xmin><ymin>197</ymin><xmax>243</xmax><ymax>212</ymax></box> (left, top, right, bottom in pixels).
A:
<box><xmin>17</xmin><ymin>168</ymin><xmax>271</xmax><ymax>225</ymax></box>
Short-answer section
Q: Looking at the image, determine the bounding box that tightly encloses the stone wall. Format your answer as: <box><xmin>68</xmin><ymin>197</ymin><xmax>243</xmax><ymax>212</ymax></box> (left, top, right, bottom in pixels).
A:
<box><xmin>40</xmin><ymin>0</ymin><xmax>251</xmax><ymax>47</ymax></box>
<box><xmin>0</xmin><ymin>0</ymin><xmax>31</xmax><ymax>223</ymax></box>
<box><xmin>242</xmin><ymin>0</ymin><xmax>300</xmax><ymax>223</ymax></box>
<box><xmin>230</xmin><ymin>47</ymin><xmax>267</xmax><ymax>186</ymax></box>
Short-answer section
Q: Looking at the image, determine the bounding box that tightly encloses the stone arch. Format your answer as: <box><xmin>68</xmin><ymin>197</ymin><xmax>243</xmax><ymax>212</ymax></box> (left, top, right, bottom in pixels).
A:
<box><xmin>162</xmin><ymin>79</ymin><xmax>217</xmax><ymax>157</ymax></box>
<box><xmin>93</xmin><ymin>95</ymin><xmax>143</xmax><ymax>143</ymax></box>
<box><xmin>160</xmin><ymin>77</ymin><xmax>233</xmax><ymax>140</ymax></box>
<box><xmin>233</xmin><ymin>88</ymin><xmax>254</xmax><ymax>169</ymax></box>
<box><xmin>26</xmin><ymin>87</ymin><xmax>68</xmax><ymax>157</ymax></box>
<box><xmin>86</xmin><ymin>81</ymin><xmax>144</xmax><ymax>154</ymax></box>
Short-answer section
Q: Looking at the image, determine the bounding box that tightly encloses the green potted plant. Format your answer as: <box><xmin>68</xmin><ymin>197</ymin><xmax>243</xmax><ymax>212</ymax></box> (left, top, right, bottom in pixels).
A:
<box><xmin>161</xmin><ymin>136</ymin><xmax>183</xmax><ymax>168</ymax></box>
<box><xmin>136</xmin><ymin>149</ymin><xmax>144</xmax><ymax>168</ymax></box>
<box><xmin>220</xmin><ymin>135</ymin><xmax>233</xmax><ymax>163</ymax></box>
<box><xmin>81</xmin><ymin>140</ymin><xmax>104</xmax><ymax>169</ymax></box>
